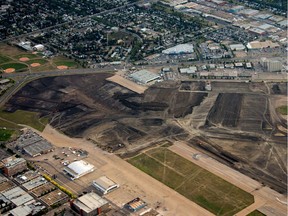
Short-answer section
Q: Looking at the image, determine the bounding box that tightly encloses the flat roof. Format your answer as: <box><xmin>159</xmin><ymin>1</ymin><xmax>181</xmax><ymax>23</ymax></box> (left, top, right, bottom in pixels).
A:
<box><xmin>74</xmin><ymin>192</ymin><xmax>108</xmax><ymax>213</ymax></box>
<box><xmin>9</xmin><ymin>205</ymin><xmax>31</xmax><ymax>216</ymax></box>
<box><xmin>22</xmin><ymin>176</ymin><xmax>47</xmax><ymax>191</ymax></box>
<box><xmin>23</xmin><ymin>140</ymin><xmax>53</xmax><ymax>156</ymax></box>
<box><xmin>247</xmin><ymin>40</ymin><xmax>279</xmax><ymax>49</ymax></box>
<box><xmin>129</xmin><ymin>70</ymin><xmax>160</xmax><ymax>84</ymax></box>
<box><xmin>162</xmin><ymin>44</ymin><xmax>194</xmax><ymax>54</ymax></box>
<box><xmin>2</xmin><ymin>187</ymin><xmax>34</xmax><ymax>206</ymax></box>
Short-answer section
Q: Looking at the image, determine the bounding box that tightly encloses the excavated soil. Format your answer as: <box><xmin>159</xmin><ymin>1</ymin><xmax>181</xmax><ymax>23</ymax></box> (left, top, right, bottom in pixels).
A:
<box><xmin>4</xmin><ymin>75</ymin><xmax>287</xmax><ymax>193</ymax></box>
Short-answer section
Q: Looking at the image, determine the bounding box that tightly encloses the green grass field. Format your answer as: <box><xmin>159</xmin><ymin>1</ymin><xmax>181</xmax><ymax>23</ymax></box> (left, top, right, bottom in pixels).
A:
<box><xmin>128</xmin><ymin>147</ymin><xmax>254</xmax><ymax>216</ymax></box>
<box><xmin>0</xmin><ymin>128</ymin><xmax>14</xmax><ymax>141</ymax></box>
<box><xmin>0</xmin><ymin>55</ymin><xmax>12</xmax><ymax>64</ymax></box>
<box><xmin>15</xmin><ymin>53</ymin><xmax>38</xmax><ymax>59</ymax></box>
<box><xmin>0</xmin><ymin>63</ymin><xmax>28</xmax><ymax>70</ymax></box>
<box><xmin>0</xmin><ymin>110</ymin><xmax>48</xmax><ymax>131</ymax></box>
<box><xmin>247</xmin><ymin>210</ymin><xmax>266</xmax><ymax>216</ymax></box>
<box><xmin>54</xmin><ymin>60</ymin><xmax>78</xmax><ymax>67</ymax></box>
<box><xmin>276</xmin><ymin>106</ymin><xmax>288</xmax><ymax>115</ymax></box>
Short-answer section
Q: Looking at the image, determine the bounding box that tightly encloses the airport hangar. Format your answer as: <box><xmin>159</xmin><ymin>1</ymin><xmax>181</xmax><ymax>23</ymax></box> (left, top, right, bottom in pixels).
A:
<box><xmin>92</xmin><ymin>176</ymin><xmax>119</xmax><ymax>195</ymax></box>
<box><xmin>129</xmin><ymin>70</ymin><xmax>160</xmax><ymax>84</ymax></box>
<box><xmin>63</xmin><ymin>160</ymin><xmax>94</xmax><ymax>180</ymax></box>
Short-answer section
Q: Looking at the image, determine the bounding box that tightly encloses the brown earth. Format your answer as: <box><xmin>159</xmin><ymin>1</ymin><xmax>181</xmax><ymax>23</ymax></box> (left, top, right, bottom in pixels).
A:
<box><xmin>57</xmin><ymin>65</ymin><xmax>68</xmax><ymax>70</ymax></box>
<box><xmin>30</xmin><ymin>63</ymin><xmax>41</xmax><ymax>67</ymax></box>
<box><xmin>4</xmin><ymin>68</ymin><xmax>15</xmax><ymax>73</ymax></box>
<box><xmin>19</xmin><ymin>57</ymin><xmax>29</xmax><ymax>62</ymax></box>
<box><xmin>4</xmin><ymin>75</ymin><xmax>288</xmax><ymax>194</ymax></box>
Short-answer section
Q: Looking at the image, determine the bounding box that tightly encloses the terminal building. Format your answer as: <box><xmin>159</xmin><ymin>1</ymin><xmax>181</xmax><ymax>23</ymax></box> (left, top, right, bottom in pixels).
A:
<box><xmin>64</xmin><ymin>160</ymin><xmax>94</xmax><ymax>180</ymax></box>
<box><xmin>92</xmin><ymin>176</ymin><xmax>119</xmax><ymax>195</ymax></box>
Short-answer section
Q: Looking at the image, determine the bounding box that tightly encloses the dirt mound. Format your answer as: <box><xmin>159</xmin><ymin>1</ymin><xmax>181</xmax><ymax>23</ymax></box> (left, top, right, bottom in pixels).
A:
<box><xmin>57</xmin><ymin>65</ymin><xmax>68</xmax><ymax>70</ymax></box>
<box><xmin>4</xmin><ymin>76</ymin><xmax>288</xmax><ymax>193</ymax></box>
<box><xmin>30</xmin><ymin>63</ymin><xmax>41</xmax><ymax>67</ymax></box>
<box><xmin>19</xmin><ymin>57</ymin><xmax>29</xmax><ymax>62</ymax></box>
<box><xmin>4</xmin><ymin>68</ymin><xmax>15</xmax><ymax>73</ymax></box>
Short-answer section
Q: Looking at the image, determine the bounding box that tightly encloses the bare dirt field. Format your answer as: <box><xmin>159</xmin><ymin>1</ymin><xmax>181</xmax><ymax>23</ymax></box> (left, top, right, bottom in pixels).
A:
<box><xmin>19</xmin><ymin>57</ymin><xmax>29</xmax><ymax>62</ymax></box>
<box><xmin>4</xmin><ymin>75</ymin><xmax>287</xmax><ymax>195</ymax></box>
<box><xmin>107</xmin><ymin>74</ymin><xmax>147</xmax><ymax>94</ymax></box>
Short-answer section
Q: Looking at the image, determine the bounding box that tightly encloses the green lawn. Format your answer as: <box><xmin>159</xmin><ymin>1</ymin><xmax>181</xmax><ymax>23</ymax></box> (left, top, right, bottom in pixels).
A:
<box><xmin>247</xmin><ymin>210</ymin><xmax>266</xmax><ymax>216</ymax></box>
<box><xmin>128</xmin><ymin>147</ymin><xmax>254</xmax><ymax>216</ymax></box>
<box><xmin>15</xmin><ymin>53</ymin><xmax>38</xmax><ymax>59</ymax></box>
<box><xmin>54</xmin><ymin>60</ymin><xmax>78</xmax><ymax>67</ymax></box>
<box><xmin>0</xmin><ymin>63</ymin><xmax>28</xmax><ymax>70</ymax></box>
<box><xmin>0</xmin><ymin>128</ymin><xmax>14</xmax><ymax>141</ymax></box>
<box><xmin>0</xmin><ymin>110</ymin><xmax>48</xmax><ymax>131</ymax></box>
<box><xmin>276</xmin><ymin>106</ymin><xmax>288</xmax><ymax>115</ymax></box>
<box><xmin>0</xmin><ymin>55</ymin><xmax>12</xmax><ymax>64</ymax></box>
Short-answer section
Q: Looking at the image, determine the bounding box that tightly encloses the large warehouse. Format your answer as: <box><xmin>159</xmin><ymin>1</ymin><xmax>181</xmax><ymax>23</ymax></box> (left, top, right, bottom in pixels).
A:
<box><xmin>162</xmin><ymin>44</ymin><xmax>194</xmax><ymax>54</ymax></box>
<box><xmin>129</xmin><ymin>70</ymin><xmax>160</xmax><ymax>84</ymax></box>
<box><xmin>64</xmin><ymin>160</ymin><xmax>94</xmax><ymax>180</ymax></box>
<box><xmin>92</xmin><ymin>176</ymin><xmax>119</xmax><ymax>195</ymax></box>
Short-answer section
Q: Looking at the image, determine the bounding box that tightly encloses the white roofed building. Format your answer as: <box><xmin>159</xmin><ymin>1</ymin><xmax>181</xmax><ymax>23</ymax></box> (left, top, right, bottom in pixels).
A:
<box><xmin>162</xmin><ymin>44</ymin><xmax>194</xmax><ymax>55</ymax></box>
<box><xmin>92</xmin><ymin>176</ymin><xmax>119</xmax><ymax>195</ymax></box>
<box><xmin>64</xmin><ymin>160</ymin><xmax>94</xmax><ymax>180</ymax></box>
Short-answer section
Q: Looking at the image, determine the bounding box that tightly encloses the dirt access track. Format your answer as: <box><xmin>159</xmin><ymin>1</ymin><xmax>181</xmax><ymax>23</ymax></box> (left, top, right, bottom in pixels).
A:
<box><xmin>4</xmin><ymin>74</ymin><xmax>288</xmax><ymax>194</ymax></box>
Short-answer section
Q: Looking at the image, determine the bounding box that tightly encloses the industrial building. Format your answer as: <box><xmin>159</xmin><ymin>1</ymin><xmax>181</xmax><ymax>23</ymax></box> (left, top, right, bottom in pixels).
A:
<box><xmin>124</xmin><ymin>197</ymin><xmax>147</xmax><ymax>212</ymax></box>
<box><xmin>15</xmin><ymin>129</ymin><xmax>54</xmax><ymax>157</ymax></box>
<box><xmin>92</xmin><ymin>176</ymin><xmax>119</xmax><ymax>195</ymax></box>
<box><xmin>64</xmin><ymin>160</ymin><xmax>94</xmax><ymax>180</ymax></box>
<box><xmin>22</xmin><ymin>176</ymin><xmax>47</xmax><ymax>191</ymax></box>
<box><xmin>247</xmin><ymin>40</ymin><xmax>279</xmax><ymax>49</ymax></box>
<box><xmin>2</xmin><ymin>156</ymin><xmax>27</xmax><ymax>177</ymax></box>
<box><xmin>179</xmin><ymin>66</ymin><xmax>197</xmax><ymax>74</ymax></box>
<box><xmin>6</xmin><ymin>200</ymin><xmax>45</xmax><ymax>216</ymax></box>
<box><xmin>261</xmin><ymin>58</ymin><xmax>282</xmax><ymax>72</ymax></box>
<box><xmin>70</xmin><ymin>192</ymin><xmax>109</xmax><ymax>216</ymax></box>
<box><xmin>162</xmin><ymin>44</ymin><xmax>194</xmax><ymax>54</ymax></box>
<box><xmin>2</xmin><ymin>187</ymin><xmax>34</xmax><ymax>206</ymax></box>
<box><xmin>129</xmin><ymin>70</ymin><xmax>160</xmax><ymax>84</ymax></box>
<box><xmin>229</xmin><ymin>44</ymin><xmax>246</xmax><ymax>51</ymax></box>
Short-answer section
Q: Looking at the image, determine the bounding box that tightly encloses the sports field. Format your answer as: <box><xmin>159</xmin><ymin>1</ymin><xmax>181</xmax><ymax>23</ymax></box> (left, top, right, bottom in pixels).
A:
<box><xmin>128</xmin><ymin>146</ymin><xmax>254</xmax><ymax>216</ymax></box>
<box><xmin>247</xmin><ymin>210</ymin><xmax>266</xmax><ymax>216</ymax></box>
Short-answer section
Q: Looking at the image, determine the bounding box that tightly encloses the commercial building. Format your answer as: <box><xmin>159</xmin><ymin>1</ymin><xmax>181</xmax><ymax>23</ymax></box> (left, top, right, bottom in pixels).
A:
<box><xmin>33</xmin><ymin>44</ymin><xmax>44</xmax><ymax>51</ymax></box>
<box><xmin>247</xmin><ymin>40</ymin><xmax>279</xmax><ymax>49</ymax></box>
<box><xmin>2</xmin><ymin>187</ymin><xmax>34</xmax><ymax>206</ymax></box>
<box><xmin>70</xmin><ymin>192</ymin><xmax>109</xmax><ymax>216</ymax></box>
<box><xmin>162</xmin><ymin>44</ymin><xmax>194</xmax><ymax>54</ymax></box>
<box><xmin>92</xmin><ymin>176</ymin><xmax>119</xmax><ymax>195</ymax></box>
<box><xmin>129</xmin><ymin>70</ymin><xmax>160</xmax><ymax>84</ymax></box>
<box><xmin>2</xmin><ymin>156</ymin><xmax>27</xmax><ymax>177</ymax></box>
<box><xmin>179</xmin><ymin>66</ymin><xmax>197</xmax><ymax>74</ymax></box>
<box><xmin>229</xmin><ymin>44</ymin><xmax>246</xmax><ymax>51</ymax></box>
<box><xmin>64</xmin><ymin>160</ymin><xmax>94</xmax><ymax>180</ymax></box>
<box><xmin>6</xmin><ymin>200</ymin><xmax>45</xmax><ymax>216</ymax></box>
<box><xmin>261</xmin><ymin>58</ymin><xmax>282</xmax><ymax>72</ymax></box>
<box><xmin>22</xmin><ymin>176</ymin><xmax>47</xmax><ymax>191</ymax></box>
<box><xmin>229</xmin><ymin>5</ymin><xmax>244</xmax><ymax>13</ymax></box>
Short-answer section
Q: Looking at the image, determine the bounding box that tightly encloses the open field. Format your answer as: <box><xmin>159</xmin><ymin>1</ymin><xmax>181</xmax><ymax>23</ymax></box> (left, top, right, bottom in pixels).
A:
<box><xmin>247</xmin><ymin>210</ymin><xmax>266</xmax><ymax>216</ymax></box>
<box><xmin>128</xmin><ymin>146</ymin><xmax>254</xmax><ymax>216</ymax></box>
<box><xmin>0</xmin><ymin>118</ymin><xmax>22</xmax><ymax>129</ymax></box>
<box><xmin>276</xmin><ymin>105</ymin><xmax>288</xmax><ymax>115</ymax></box>
<box><xmin>3</xmin><ymin>76</ymin><xmax>287</xmax><ymax>194</ymax></box>
<box><xmin>0</xmin><ymin>128</ymin><xmax>14</xmax><ymax>141</ymax></box>
<box><xmin>0</xmin><ymin>110</ymin><xmax>48</xmax><ymax>131</ymax></box>
<box><xmin>15</xmin><ymin>53</ymin><xmax>38</xmax><ymax>59</ymax></box>
<box><xmin>0</xmin><ymin>62</ymin><xmax>28</xmax><ymax>71</ymax></box>
<box><xmin>54</xmin><ymin>60</ymin><xmax>78</xmax><ymax>68</ymax></box>
<box><xmin>0</xmin><ymin>55</ymin><xmax>12</xmax><ymax>64</ymax></box>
